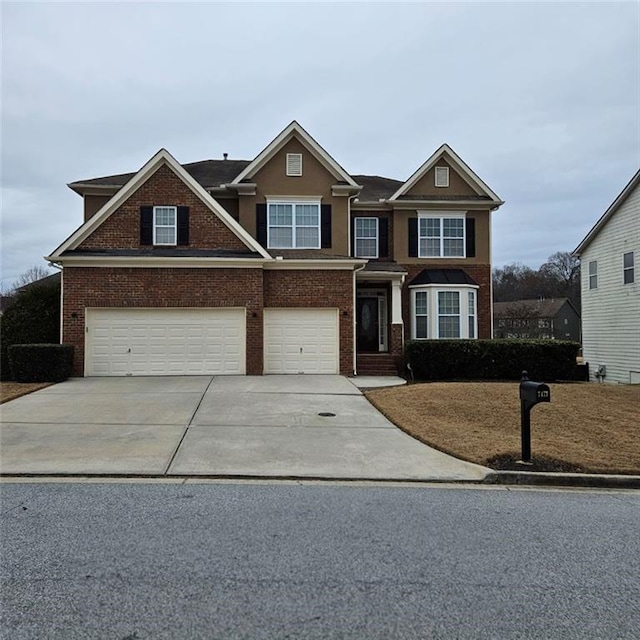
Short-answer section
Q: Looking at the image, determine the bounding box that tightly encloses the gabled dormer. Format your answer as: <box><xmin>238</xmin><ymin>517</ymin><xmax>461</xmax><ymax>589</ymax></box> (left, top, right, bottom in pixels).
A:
<box><xmin>229</xmin><ymin>122</ymin><xmax>361</xmax><ymax>256</ymax></box>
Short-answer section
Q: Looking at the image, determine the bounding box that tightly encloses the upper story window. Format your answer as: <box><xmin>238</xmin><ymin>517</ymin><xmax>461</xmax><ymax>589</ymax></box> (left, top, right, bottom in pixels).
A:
<box><xmin>267</xmin><ymin>201</ymin><xmax>320</xmax><ymax>249</ymax></box>
<box><xmin>153</xmin><ymin>206</ymin><xmax>177</xmax><ymax>245</ymax></box>
<box><xmin>286</xmin><ymin>153</ymin><xmax>303</xmax><ymax>176</ymax></box>
<box><xmin>419</xmin><ymin>214</ymin><xmax>465</xmax><ymax>258</ymax></box>
<box><xmin>588</xmin><ymin>260</ymin><xmax>598</xmax><ymax>289</ymax></box>
<box><xmin>623</xmin><ymin>252</ymin><xmax>635</xmax><ymax>284</ymax></box>
<box><xmin>354</xmin><ymin>217</ymin><xmax>379</xmax><ymax>258</ymax></box>
<box><xmin>435</xmin><ymin>166</ymin><xmax>449</xmax><ymax>187</ymax></box>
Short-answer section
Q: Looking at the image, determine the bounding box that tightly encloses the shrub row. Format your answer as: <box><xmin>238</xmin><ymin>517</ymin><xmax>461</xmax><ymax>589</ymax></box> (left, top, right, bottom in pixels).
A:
<box><xmin>405</xmin><ymin>339</ymin><xmax>582</xmax><ymax>382</ymax></box>
<box><xmin>8</xmin><ymin>344</ymin><xmax>74</xmax><ymax>382</ymax></box>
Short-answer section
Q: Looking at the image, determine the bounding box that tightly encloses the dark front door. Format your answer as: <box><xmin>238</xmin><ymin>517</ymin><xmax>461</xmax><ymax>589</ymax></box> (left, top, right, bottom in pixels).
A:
<box><xmin>357</xmin><ymin>297</ymin><xmax>379</xmax><ymax>352</ymax></box>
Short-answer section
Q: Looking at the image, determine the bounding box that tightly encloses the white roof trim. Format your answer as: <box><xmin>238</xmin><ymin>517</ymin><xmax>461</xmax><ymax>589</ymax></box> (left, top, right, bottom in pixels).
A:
<box><xmin>264</xmin><ymin>258</ymin><xmax>366</xmax><ymax>270</ymax></box>
<box><xmin>573</xmin><ymin>169</ymin><xmax>640</xmax><ymax>256</ymax></box>
<box><xmin>388</xmin><ymin>143</ymin><xmax>502</xmax><ymax>203</ymax></box>
<box><xmin>49</xmin><ymin>149</ymin><xmax>271</xmax><ymax>260</ymax></box>
<box><xmin>44</xmin><ymin>256</ymin><xmax>266</xmax><ymax>269</ymax></box>
<box><xmin>230</xmin><ymin>121</ymin><xmax>359</xmax><ymax>188</ymax></box>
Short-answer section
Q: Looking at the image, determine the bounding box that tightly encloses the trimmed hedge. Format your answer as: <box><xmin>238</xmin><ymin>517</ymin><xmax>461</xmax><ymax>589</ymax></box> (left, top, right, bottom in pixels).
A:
<box><xmin>8</xmin><ymin>344</ymin><xmax>74</xmax><ymax>383</ymax></box>
<box><xmin>405</xmin><ymin>339</ymin><xmax>581</xmax><ymax>382</ymax></box>
<box><xmin>1</xmin><ymin>284</ymin><xmax>61</xmax><ymax>380</ymax></box>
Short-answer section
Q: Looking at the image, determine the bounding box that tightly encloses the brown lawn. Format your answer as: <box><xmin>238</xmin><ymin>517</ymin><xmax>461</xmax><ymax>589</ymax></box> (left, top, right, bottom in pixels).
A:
<box><xmin>1</xmin><ymin>382</ymin><xmax>53</xmax><ymax>404</ymax></box>
<box><xmin>366</xmin><ymin>382</ymin><xmax>640</xmax><ymax>475</ymax></box>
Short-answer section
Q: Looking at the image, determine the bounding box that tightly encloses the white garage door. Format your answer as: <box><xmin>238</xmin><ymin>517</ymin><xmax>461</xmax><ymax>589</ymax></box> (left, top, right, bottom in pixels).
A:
<box><xmin>85</xmin><ymin>308</ymin><xmax>245</xmax><ymax>376</ymax></box>
<box><xmin>264</xmin><ymin>308</ymin><xmax>339</xmax><ymax>374</ymax></box>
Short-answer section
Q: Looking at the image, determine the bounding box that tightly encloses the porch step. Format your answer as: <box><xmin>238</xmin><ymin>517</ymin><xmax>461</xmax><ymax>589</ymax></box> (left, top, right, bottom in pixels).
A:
<box><xmin>356</xmin><ymin>353</ymin><xmax>400</xmax><ymax>376</ymax></box>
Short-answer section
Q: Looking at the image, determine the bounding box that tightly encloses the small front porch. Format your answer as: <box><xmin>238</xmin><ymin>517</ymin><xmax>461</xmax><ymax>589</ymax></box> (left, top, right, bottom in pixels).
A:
<box><xmin>355</xmin><ymin>264</ymin><xmax>406</xmax><ymax>376</ymax></box>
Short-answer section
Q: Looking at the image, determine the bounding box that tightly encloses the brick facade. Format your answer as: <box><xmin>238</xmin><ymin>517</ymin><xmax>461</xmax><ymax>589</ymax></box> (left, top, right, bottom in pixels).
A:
<box><xmin>264</xmin><ymin>269</ymin><xmax>354</xmax><ymax>375</ymax></box>
<box><xmin>63</xmin><ymin>266</ymin><xmax>355</xmax><ymax>377</ymax></box>
<box><xmin>63</xmin><ymin>267</ymin><xmax>264</xmax><ymax>375</ymax></box>
<box><xmin>78</xmin><ymin>165</ymin><xmax>247</xmax><ymax>251</ymax></box>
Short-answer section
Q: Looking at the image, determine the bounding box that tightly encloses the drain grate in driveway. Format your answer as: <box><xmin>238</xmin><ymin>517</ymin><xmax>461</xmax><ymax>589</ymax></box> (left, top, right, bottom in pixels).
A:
<box><xmin>318</xmin><ymin>412</ymin><xmax>336</xmax><ymax>417</ymax></box>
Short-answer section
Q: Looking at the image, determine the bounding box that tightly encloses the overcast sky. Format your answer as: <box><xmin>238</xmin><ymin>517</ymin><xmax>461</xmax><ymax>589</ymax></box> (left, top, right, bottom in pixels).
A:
<box><xmin>2</xmin><ymin>1</ymin><xmax>639</xmax><ymax>289</ymax></box>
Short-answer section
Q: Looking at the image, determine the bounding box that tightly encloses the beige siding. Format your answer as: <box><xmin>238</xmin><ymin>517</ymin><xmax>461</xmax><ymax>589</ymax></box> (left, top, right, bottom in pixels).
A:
<box><xmin>581</xmin><ymin>183</ymin><xmax>640</xmax><ymax>383</ymax></box>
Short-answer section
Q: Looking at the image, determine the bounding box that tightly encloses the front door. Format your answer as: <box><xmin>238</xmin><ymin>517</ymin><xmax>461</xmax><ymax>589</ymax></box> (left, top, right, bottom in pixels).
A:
<box><xmin>357</xmin><ymin>297</ymin><xmax>379</xmax><ymax>352</ymax></box>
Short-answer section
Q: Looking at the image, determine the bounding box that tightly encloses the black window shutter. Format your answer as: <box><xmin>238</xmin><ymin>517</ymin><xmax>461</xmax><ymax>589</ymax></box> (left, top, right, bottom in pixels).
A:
<box><xmin>465</xmin><ymin>218</ymin><xmax>476</xmax><ymax>257</ymax></box>
<box><xmin>378</xmin><ymin>218</ymin><xmax>389</xmax><ymax>258</ymax></box>
<box><xmin>350</xmin><ymin>217</ymin><xmax>355</xmax><ymax>256</ymax></box>
<box><xmin>408</xmin><ymin>218</ymin><xmax>418</xmax><ymax>257</ymax></box>
<box><xmin>140</xmin><ymin>206</ymin><xmax>153</xmax><ymax>245</ymax></box>
<box><xmin>321</xmin><ymin>204</ymin><xmax>332</xmax><ymax>248</ymax></box>
<box><xmin>177</xmin><ymin>206</ymin><xmax>189</xmax><ymax>246</ymax></box>
<box><xmin>256</xmin><ymin>204</ymin><xmax>267</xmax><ymax>247</ymax></box>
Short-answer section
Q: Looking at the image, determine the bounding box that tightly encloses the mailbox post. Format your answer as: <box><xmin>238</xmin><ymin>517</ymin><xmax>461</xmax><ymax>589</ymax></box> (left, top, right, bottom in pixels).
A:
<box><xmin>519</xmin><ymin>371</ymin><xmax>551</xmax><ymax>463</ymax></box>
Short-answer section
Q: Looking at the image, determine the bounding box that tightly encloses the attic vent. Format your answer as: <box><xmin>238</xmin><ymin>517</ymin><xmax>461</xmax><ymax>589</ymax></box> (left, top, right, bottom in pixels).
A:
<box><xmin>286</xmin><ymin>153</ymin><xmax>303</xmax><ymax>176</ymax></box>
<box><xmin>435</xmin><ymin>166</ymin><xmax>449</xmax><ymax>187</ymax></box>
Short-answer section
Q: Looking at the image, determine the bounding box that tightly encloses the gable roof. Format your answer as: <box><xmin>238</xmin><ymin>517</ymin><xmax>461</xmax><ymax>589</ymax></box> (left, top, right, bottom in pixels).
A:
<box><xmin>573</xmin><ymin>169</ymin><xmax>640</xmax><ymax>256</ymax></box>
<box><xmin>48</xmin><ymin>149</ymin><xmax>271</xmax><ymax>260</ymax></box>
<box><xmin>388</xmin><ymin>143</ymin><xmax>503</xmax><ymax>204</ymax></box>
<box><xmin>230</xmin><ymin>121</ymin><xmax>360</xmax><ymax>188</ymax></box>
<box><xmin>493</xmin><ymin>298</ymin><xmax>578</xmax><ymax>319</ymax></box>
<box><xmin>68</xmin><ymin>159</ymin><xmax>252</xmax><ymax>193</ymax></box>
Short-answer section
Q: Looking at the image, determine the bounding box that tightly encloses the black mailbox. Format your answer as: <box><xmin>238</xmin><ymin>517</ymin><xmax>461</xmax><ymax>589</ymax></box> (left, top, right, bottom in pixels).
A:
<box><xmin>519</xmin><ymin>380</ymin><xmax>551</xmax><ymax>408</ymax></box>
<box><xmin>518</xmin><ymin>371</ymin><xmax>551</xmax><ymax>463</ymax></box>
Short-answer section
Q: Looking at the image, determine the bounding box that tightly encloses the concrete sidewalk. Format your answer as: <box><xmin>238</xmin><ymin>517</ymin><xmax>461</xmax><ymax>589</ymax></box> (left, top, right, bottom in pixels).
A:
<box><xmin>0</xmin><ymin>375</ymin><xmax>490</xmax><ymax>482</ymax></box>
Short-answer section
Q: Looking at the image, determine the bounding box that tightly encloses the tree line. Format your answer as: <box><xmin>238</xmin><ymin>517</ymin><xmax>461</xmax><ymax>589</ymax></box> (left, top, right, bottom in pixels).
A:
<box><xmin>492</xmin><ymin>251</ymin><xmax>581</xmax><ymax>311</ymax></box>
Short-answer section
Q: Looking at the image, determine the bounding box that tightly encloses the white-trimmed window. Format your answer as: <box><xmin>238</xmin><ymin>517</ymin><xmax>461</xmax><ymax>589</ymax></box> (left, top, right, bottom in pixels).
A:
<box><xmin>415</xmin><ymin>291</ymin><xmax>428</xmax><ymax>339</ymax></box>
<box><xmin>286</xmin><ymin>153</ymin><xmax>303</xmax><ymax>176</ymax></box>
<box><xmin>589</xmin><ymin>260</ymin><xmax>598</xmax><ymax>289</ymax></box>
<box><xmin>438</xmin><ymin>291</ymin><xmax>460</xmax><ymax>338</ymax></box>
<box><xmin>623</xmin><ymin>252</ymin><xmax>635</xmax><ymax>284</ymax></box>
<box><xmin>418</xmin><ymin>213</ymin><xmax>465</xmax><ymax>258</ymax></box>
<box><xmin>410</xmin><ymin>286</ymin><xmax>478</xmax><ymax>340</ymax></box>
<box><xmin>354</xmin><ymin>217</ymin><xmax>378</xmax><ymax>258</ymax></box>
<box><xmin>468</xmin><ymin>290</ymin><xmax>476</xmax><ymax>339</ymax></box>
<box><xmin>153</xmin><ymin>206</ymin><xmax>177</xmax><ymax>245</ymax></box>
<box><xmin>267</xmin><ymin>201</ymin><xmax>320</xmax><ymax>248</ymax></box>
<box><xmin>435</xmin><ymin>166</ymin><xmax>450</xmax><ymax>187</ymax></box>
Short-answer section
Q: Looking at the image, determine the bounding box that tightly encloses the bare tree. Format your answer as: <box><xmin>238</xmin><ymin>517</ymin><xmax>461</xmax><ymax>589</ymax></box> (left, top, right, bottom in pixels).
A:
<box><xmin>11</xmin><ymin>265</ymin><xmax>53</xmax><ymax>291</ymax></box>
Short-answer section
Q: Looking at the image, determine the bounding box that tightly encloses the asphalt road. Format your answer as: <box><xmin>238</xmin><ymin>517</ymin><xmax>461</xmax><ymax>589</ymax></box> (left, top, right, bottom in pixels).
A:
<box><xmin>1</xmin><ymin>482</ymin><xmax>638</xmax><ymax>639</ymax></box>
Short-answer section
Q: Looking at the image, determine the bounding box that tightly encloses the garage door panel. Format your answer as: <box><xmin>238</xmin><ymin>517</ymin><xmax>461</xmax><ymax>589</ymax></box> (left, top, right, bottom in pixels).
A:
<box><xmin>86</xmin><ymin>308</ymin><xmax>246</xmax><ymax>376</ymax></box>
<box><xmin>264</xmin><ymin>309</ymin><xmax>338</xmax><ymax>374</ymax></box>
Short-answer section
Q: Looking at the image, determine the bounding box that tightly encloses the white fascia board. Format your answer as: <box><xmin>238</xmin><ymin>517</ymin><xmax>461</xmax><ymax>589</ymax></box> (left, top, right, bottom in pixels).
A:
<box><xmin>45</xmin><ymin>256</ymin><xmax>266</xmax><ymax>269</ymax></box>
<box><xmin>408</xmin><ymin>282</ymin><xmax>480</xmax><ymax>289</ymax></box>
<box><xmin>264</xmin><ymin>258</ymin><xmax>367</xmax><ymax>271</ymax></box>
<box><xmin>230</xmin><ymin>121</ymin><xmax>359</xmax><ymax>187</ymax></box>
<box><xmin>50</xmin><ymin>149</ymin><xmax>271</xmax><ymax>260</ymax></box>
<box><xmin>389</xmin><ymin>144</ymin><xmax>502</xmax><ymax>203</ymax></box>
<box><xmin>573</xmin><ymin>169</ymin><xmax>640</xmax><ymax>256</ymax></box>
<box><xmin>389</xmin><ymin>200</ymin><xmax>503</xmax><ymax>210</ymax></box>
<box><xmin>356</xmin><ymin>271</ymin><xmax>407</xmax><ymax>281</ymax></box>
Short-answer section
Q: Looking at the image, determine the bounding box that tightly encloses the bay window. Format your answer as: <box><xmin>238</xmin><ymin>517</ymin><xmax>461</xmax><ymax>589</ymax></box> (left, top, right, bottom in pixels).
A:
<box><xmin>410</xmin><ymin>285</ymin><xmax>478</xmax><ymax>339</ymax></box>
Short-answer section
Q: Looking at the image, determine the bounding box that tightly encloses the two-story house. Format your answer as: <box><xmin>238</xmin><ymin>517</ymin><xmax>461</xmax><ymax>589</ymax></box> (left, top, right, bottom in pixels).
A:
<box><xmin>573</xmin><ymin>169</ymin><xmax>639</xmax><ymax>384</ymax></box>
<box><xmin>493</xmin><ymin>298</ymin><xmax>581</xmax><ymax>341</ymax></box>
<box><xmin>46</xmin><ymin>122</ymin><xmax>503</xmax><ymax>377</ymax></box>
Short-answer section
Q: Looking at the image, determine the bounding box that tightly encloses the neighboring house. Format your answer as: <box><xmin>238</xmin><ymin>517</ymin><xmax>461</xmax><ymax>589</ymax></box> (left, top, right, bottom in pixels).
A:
<box><xmin>493</xmin><ymin>298</ymin><xmax>581</xmax><ymax>341</ymax></box>
<box><xmin>573</xmin><ymin>169</ymin><xmax>640</xmax><ymax>384</ymax></box>
<box><xmin>13</xmin><ymin>272</ymin><xmax>61</xmax><ymax>294</ymax></box>
<box><xmin>46</xmin><ymin>121</ymin><xmax>503</xmax><ymax>377</ymax></box>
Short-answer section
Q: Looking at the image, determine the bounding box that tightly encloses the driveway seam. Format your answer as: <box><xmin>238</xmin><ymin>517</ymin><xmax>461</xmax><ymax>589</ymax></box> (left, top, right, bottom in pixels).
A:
<box><xmin>163</xmin><ymin>376</ymin><xmax>215</xmax><ymax>475</ymax></box>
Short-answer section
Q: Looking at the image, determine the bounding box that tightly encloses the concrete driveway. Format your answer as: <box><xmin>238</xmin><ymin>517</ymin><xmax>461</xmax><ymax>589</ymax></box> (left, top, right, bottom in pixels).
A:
<box><xmin>0</xmin><ymin>376</ymin><xmax>489</xmax><ymax>481</ymax></box>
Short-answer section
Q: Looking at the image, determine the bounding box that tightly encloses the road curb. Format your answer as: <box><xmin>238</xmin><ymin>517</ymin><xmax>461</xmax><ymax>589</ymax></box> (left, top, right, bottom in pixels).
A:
<box><xmin>483</xmin><ymin>471</ymin><xmax>640</xmax><ymax>489</ymax></box>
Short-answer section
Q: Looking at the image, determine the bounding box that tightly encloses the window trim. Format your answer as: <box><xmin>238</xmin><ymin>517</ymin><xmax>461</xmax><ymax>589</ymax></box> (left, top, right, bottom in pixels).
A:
<box><xmin>266</xmin><ymin>199</ymin><xmax>321</xmax><ymax>249</ymax></box>
<box><xmin>623</xmin><ymin>251</ymin><xmax>635</xmax><ymax>285</ymax></box>
<box><xmin>354</xmin><ymin>217</ymin><xmax>379</xmax><ymax>259</ymax></box>
<box><xmin>588</xmin><ymin>260</ymin><xmax>598</xmax><ymax>290</ymax></box>
<box><xmin>410</xmin><ymin>284</ymin><xmax>478</xmax><ymax>340</ymax></box>
<box><xmin>153</xmin><ymin>205</ymin><xmax>177</xmax><ymax>246</ymax></box>
<box><xmin>417</xmin><ymin>212</ymin><xmax>466</xmax><ymax>258</ymax></box>
<box><xmin>435</xmin><ymin>166</ymin><xmax>450</xmax><ymax>187</ymax></box>
<box><xmin>468</xmin><ymin>290</ymin><xmax>476</xmax><ymax>339</ymax></box>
